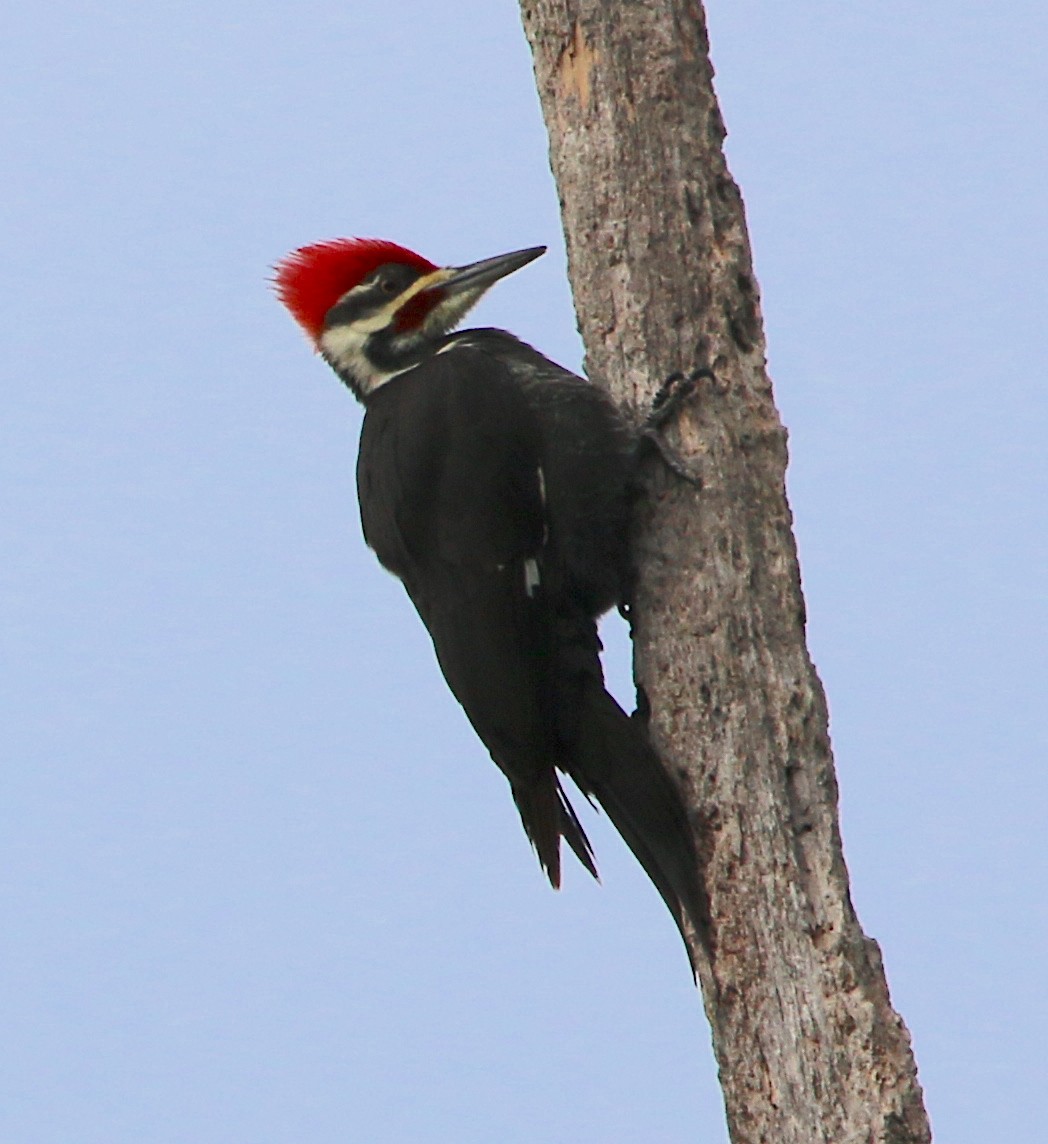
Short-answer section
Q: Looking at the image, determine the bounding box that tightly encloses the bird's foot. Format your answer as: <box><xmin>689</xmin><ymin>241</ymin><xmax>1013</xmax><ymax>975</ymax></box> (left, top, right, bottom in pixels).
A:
<box><xmin>639</xmin><ymin>367</ymin><xmax>715</xmax><ymax>486</ymax></box>
<box><xmin>648</xmin><ymin>367</ymin><xmax>713</xmax><ymax>429</ymax></box>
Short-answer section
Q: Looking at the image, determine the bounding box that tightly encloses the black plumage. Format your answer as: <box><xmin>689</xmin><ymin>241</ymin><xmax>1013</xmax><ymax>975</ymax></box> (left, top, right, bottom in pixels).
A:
<box><xmin>275</xmin><ymin>239</ymin><xmax>705</xmax><ymax>951</ymax></box>
<box><xmin>357</xmin><ymin>331</ymin><xmax>702</xmax><ymax>940</ymax></box>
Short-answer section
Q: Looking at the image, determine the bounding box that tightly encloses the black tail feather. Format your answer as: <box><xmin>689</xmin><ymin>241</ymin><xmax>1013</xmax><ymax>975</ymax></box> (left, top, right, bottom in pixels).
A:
<box><xmin>569</xmin><ymin>681</ymin><xmax>710</xmax><ymax>958</ymax></box>
<box><xmin>541</xmin><ymin>608</ymin><xmax>708</xmax><ymax>954</ymax></box>
<box><xmin>511</xmin><ymin>773</ymin><xmax>598</xmax><ymax>890</ymax></box>
<box><xmin>557</xmin><ymin>782</ymin><xmax>599</xmax><ymax>880</ymax></box>
<box><xmin>511</xmin><ymin>775</ymin><xmax>563</xmax><ymax>888</ymax></box>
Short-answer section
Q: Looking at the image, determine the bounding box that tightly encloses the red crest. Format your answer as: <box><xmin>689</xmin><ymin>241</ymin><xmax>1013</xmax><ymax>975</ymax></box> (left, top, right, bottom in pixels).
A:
<box><xmin>272</xmin><ymin>238</ymin><xmax>437</xmax><ymax>343</ymax></box>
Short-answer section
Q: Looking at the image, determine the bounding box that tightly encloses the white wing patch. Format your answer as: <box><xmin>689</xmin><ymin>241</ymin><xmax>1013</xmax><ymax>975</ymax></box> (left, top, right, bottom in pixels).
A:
<box><xmin>536</xmin><ymin>465</ymin><xmax>549</xmax><ymax>545</ymax></box>
<box><xmin>524</xmin><ymin>557</ymin><xmax>541</xmax><ymax>597</ymax></box>
<box><xmin>526</xmin><ymin>464</ymin><xmax>549</xmax><ymax>597</ymax></box>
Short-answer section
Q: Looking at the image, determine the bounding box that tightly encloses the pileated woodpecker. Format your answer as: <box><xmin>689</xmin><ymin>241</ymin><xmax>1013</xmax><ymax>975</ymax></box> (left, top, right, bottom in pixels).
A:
<box><xmin>273</xmin><ymin>237</ymin><xmax>704</xmax><ymax>944</ymax></box>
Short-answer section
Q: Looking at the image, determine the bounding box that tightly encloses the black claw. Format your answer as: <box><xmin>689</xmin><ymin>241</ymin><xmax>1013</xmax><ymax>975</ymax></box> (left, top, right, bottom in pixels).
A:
<box><xmin>649</xmin><ymin>367</ymin><xmax>714</xmax><ymax>425</ymax></box>
<box><xmin>637</xmin><ymin>367</ymin><xmax>715</xmax><ymax>485</ymax></box>
<box><xmin>649</xmin><ymin>373</ymin><xmax>691</xmax><ymax>427</ymax></box>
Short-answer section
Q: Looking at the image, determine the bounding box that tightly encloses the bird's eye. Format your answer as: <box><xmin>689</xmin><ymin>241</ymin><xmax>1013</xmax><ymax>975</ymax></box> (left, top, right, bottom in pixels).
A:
<box><xmin>380</xmin><ymin>278</ymin><xmax>398</xmax><ymax>294</ymax></box>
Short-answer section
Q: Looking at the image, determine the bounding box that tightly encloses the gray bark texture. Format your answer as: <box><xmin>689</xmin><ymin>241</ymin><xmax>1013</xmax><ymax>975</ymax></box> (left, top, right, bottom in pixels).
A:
<box><xmin>518</xmin><ymin>3</ymin><xmax>932</xmax><ymax>1142</ymax></box>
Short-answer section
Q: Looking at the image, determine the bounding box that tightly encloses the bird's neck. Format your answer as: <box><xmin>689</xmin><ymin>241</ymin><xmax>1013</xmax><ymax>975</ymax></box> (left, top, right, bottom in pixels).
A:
<box><xmin>320</xmin><ymin>325</ymin><xmax>438</xmax><ymax>402</ymax></box>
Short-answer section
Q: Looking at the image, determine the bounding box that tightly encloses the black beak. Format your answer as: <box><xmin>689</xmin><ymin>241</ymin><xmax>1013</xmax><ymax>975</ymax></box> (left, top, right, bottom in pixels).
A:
<box><xmin>440</xmin><ymin>245</ymin><xmax>546</xmax><ymax>294</ymax></box>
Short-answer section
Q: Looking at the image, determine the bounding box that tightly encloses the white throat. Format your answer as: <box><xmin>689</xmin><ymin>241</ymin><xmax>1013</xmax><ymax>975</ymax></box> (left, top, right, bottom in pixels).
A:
<box><xmin>319</xmin><ymin>324</ymin><xmax>409</xmax><ymax>397</ymax></box>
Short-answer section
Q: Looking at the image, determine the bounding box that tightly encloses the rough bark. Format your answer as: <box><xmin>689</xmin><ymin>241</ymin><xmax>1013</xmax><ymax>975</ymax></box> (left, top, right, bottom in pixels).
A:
<box><xmin>518</xmin><ymin>3</ymin><xmax>931</xmax><ymax>1142</ymax></box>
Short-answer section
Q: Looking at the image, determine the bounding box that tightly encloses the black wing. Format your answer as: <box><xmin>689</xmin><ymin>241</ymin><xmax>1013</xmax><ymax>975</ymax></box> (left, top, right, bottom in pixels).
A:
<box><xmin>356</xmin><ymin>348</ymin><xmax>594</xmax><ymax>885</ymax></box>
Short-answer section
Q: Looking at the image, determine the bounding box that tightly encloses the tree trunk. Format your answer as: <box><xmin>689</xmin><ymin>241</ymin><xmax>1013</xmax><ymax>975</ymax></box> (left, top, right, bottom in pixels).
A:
<box><xmin>518</xmin><ymin>3</ymin><xmax>931</xmax><ymax>1142</ymax></box>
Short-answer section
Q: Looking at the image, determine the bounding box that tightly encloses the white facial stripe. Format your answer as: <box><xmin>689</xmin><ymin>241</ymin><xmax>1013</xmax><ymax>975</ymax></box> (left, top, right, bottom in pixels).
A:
<box><xmin>331</xmin><ymin>267</ymin><xmax>454</xmax><ymax>335</ymax></box>
<box><xmin>319</xmin><ymin>324</ymin><xmax>409</xmax><ymax>395</ymax></box>
<box><xmin>375</xmin><ymin>267</ymin><xmax>457</xmax><ymax>328</ymax></box>
<box><xmin>399</xmin><ymin>266</ymin><xmax>455</xmax><ymax>300</ymax></box>
<box><xmin>318</xmin><ymin>266</ymin><xmax>474</xmax><ymax>396</ymax></box>
<box><xmin>423</xmin><ymin>287</ymin><xmax>485</xmax><ymax>334</ymax></box>
<box><xmin>320</xmin><ymin>321</ymin><xmax>369</xmax><ymax>363</ymax></box>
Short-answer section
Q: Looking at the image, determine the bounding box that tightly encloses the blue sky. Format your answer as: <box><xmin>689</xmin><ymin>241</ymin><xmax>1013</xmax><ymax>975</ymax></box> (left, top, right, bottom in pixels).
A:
<box><xmin>3</xmin><ymin>3</ymin><xmax>1046</xmax><ymax>1141</ymax></box>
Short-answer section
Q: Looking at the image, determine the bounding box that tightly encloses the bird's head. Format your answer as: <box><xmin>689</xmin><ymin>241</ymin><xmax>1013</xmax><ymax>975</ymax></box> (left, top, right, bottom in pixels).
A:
<box><xmin>273</xmin><ymin>237</ymin><xmax>545</xmax><ymax>399</ymax></box>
